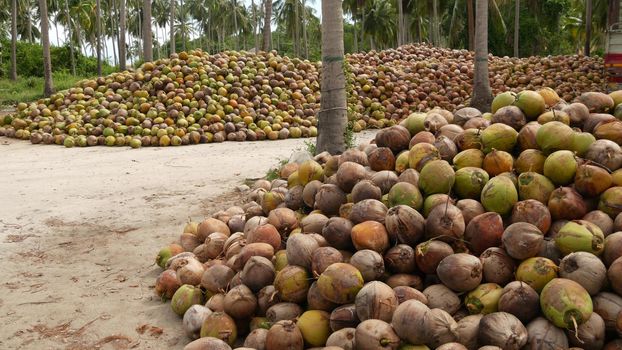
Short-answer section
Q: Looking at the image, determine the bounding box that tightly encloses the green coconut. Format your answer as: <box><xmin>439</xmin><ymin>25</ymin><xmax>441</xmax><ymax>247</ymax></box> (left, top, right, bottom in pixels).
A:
<box><xmin>515</xmin><ymin>90</ymin><xmax>547</xmax><ymax>119</ymax></box>
<box><xmin>570</xmin><ymin>132</ymin><xmax>596</xmax><ymax>157</ymax></box>
<box><xmin>481</xmin><ymin>123</ymin><xmax>519</xmax><ymax>153</ymax></box>
<box><xmin>543</xmin><ymin>150</ymin><xmax>578</xmax><ymax>186</ymax></box>
<box><xmin>536</xmin><ymin>121</ymin><xmax>575</xmax><ymax>154</ymax></box>
<box><xmin>387</xmin><ymin>182</ymin><xmax>423</xmax><ymax>211</ymax></box>
<box><xmin>517</xmin><ymin>172</ymin><xmax>555</xmax><ymax>204</ymax></box>
<box><xmin>418</xmin><ymin>160</ymin><xmax>455</xmax><ymax>196</ymax></box>
<box><xmin>454</xmin><ymin>167</ymin><xmax>490</xmax><ymax>199</ymax></box>
<box><xmin>408</xmin><ymin>143</ymin><xmax>441</xmax><ymax>172</ymax></box>
<box><xmin>492</xmin><ymin>91</ymin><xmax>517</xmax><ymax>113</ymax></box>
<box><xmin>317</xmin><ymin>263</ymin><xmax>364</xmax><ymax>304</ymax></box>
<box><xmin>453</xmin><ymin>149</ymin><xmax>485</xmax><ymax>169</ymax></box>
<box><xmin>274</xmin><ymin>265</ymin><xmax>311</xmax><ymax>303</ymax></box>
<box><xmin>514</xmin><ymin>149</ymin><xmax>546</xmax><ymax>174</ymax></box>
<box><xmin>480</xmin><ymin>175</ymin><xmax>518</xmax><ymax>216</ymax></box>
<box><xmin>598</xmin><ymin>187</ymin><xmax>622</xmax><ymax>218</ymax></box>
<box><xmin>297</xmin><ymin>310</ymin><xmax>331</xmax><ymax>347</ymax></box>
<box><xmin>456</xmin><ymin>128</ymin><xmax>484</xmax><ymax>150</ymax></box>
<box><xmin>422</xmin><ymin>194</ymin><xmax>453</xmax><ymax>217</ymax></box>
<box><xmin>465</xmin><ymin>283</ymin><xmax>503</xmax><ymax>315</ymax></box>
<box><xmin>555</xmin><ymin>220</ymin><xmax>605</xmax><ymax>256</ymax></box>
<box><xmin>516</xmin><ymin>257</ymin><xmax>559</xmax><ymax>293</ymax></box>
<box><xmin>199</xmin><ymin>312</ymin><xmax>238</xmax><ymax>346</ymax></box>
<box><xmin>171</xmin><ymin>284</ymin><xmax>204</xmax><ymax>316</ymax></box>
<box><xmin>540</xmin><ymin>278</ymin><xmax>593</xmax><ymax>329</ymax></box>
<box><xmin>298</xmin><ymin>160</ymin><xmax>324</xmax><ymax>185</ymax></box>
<box><xmin>400</xmin><ymin>112</ymin><xmax>427</xmax><ymax>136</ymax></box>
<box><xmin>395</xmin><ymin>151</ymin><xmax>410</xmax><ymax>174</ymax></box>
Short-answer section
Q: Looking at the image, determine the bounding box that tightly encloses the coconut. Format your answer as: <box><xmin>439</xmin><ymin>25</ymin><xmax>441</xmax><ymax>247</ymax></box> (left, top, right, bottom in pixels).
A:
<box><xmin>454</xmin><ymin>167</ymin><xmax>489</xmax><ymax>200</ymax></box>
<box><xmin>423</xmin><ymin>194</ymin><xmax>455</xmax><ymax>217</ymax></box>
<box><xmin>525</xmin><ymin>317</ymin><xmax>569</xmax><ymax>350</ymax></box>
<box><xmin>477</xmin><ymin>312</ymin><xmax>528</xmax><ymax>350</ymax></box>
<box><xmin>584</xmin><ymin>140</ymin><xmax>622</xmax><ymax>171</ymax></box>
<box><xmin>593</xmin><ymin>292</ymin><xmax>622</xmax><ymax>331</ymax></box>
<box><xmin>387</xmin><ymin>182</ymin><xmax>423</xmax><ymax>210</ymax></box>
<box><xmin>491</xmin><ymin>92</ymin><xmax>516</xmax><ymax>114</ymax></box>
<box><xmin>348</xmin><ymin>250</ymin><xmax>385</xmax><ymax>283</ymax></box>
<box><xmin>481</xmin><ymin>123</ymin><xmax>518</xmax><ymax>153</ymax></box>
<box><xmin>303</xmin><ymin>180</ymin><xmax>323</xmax><ymax>208</ymax></box>
<box><xmin>261</xmin><ymin>191</ymin><xmax>286</xmax><ymax>214</ymax></box>
<box><xmin>415</xmin><ymin>240</ymin><xmax>454</xmax><ymax>275</ymax></box>
<box><xmin>437</xmin><ymin>253</ymin><xmax>483</xmax><ymax>292</ymax></box>
<box><xmin>266</xmin><ymin>302</ymin><xmax>303</xmax><ymax>323</ymax></box>
<box><xmin>410</xmin><ymin>131</ymin><xmax>436</xmax><ymax>147</ymax></box>
<box><xmin>599</xmin><ymin>187</ymin><xmax>622</xmax><ymax>218</ymax></box>
<box><xmin>419</xmin><ymin>160</ymin><xmax>456</xmax><ymax>195</ymax></box>
<box><xmin>244</xmin><ymin>328</ymin><xmax>268</xmax><ymax>350</ymax></box>
<box><xmin>543</xmin><ymin>151</ymin><xmax>578</xmax><ymax>187</ymax></box>
<box><xmin>479</xmin><ymin>247</ymin><xmax>516</xmax><ymax>286</ymax></box>
<box><xmin>514</xmin><ymin>150</ymin><xmax>546</xmax><ymax>175</ymax></box>
<box><xmin>555</xmin><ymin>220</ymin><xmax>605</xmax><ymax>255</ymax></box>
<box><xmin>241</xmin><ymin>256</ymin><xmax>275</xmax><ymax>293</ymax></box>
<box><xmin>608</xmin><ymin>257</ymin><xmax>622</xmax><ymax>295</ymax></box>
<box><xmin>156</xmin><ymin>244</ymin><xmax>184</xmax><ymax>268</ymax></box>
<box><xmin>339</xmin><ymin>149</ymin><xmax>369</xmax><ymax>167</ymax></box>
<box><xmin>465</xmin><ymin>212</ymin><xmax>504</xmax><ymax>256</ymax></box>
<box><xmin>457</xmin><ymin>199</ymin><xmax>486</xmax><ymax>225</ymax></box>
<box><xmin>398</xmin><ymin>168</ymin><xmax>419</xmax><ymax>187</ymax></box>
<box><xmin>247</xmin><ymin>224</ymin><xmax>281</xmax><ymax>252</ymax></box>
<box><xmin>567</xmin><ymin>312</ymin><xmax>606</xmax><ymax>350</ymax></box>
<box><xmin>184</xmin><ymin>337</ymin><xmax>232</xmax><ymax>350</ymax></box>
<box><xmin>385</xmin><ymin>205</ymin><xmax>425</xmax><ymax>245</ymax></box>
<box><xmin>516</xmin><ymin>121</ymin><xmax>540</xmax><ymax>151</ymax></box>
<box><xmin>492</xmin><ymin>106</ymin><xmax>526</xmax><ymax>131</ymax></box>
<box><xmin>244</xmin><ymin>216</ymin><xmax>269</xmax><ymax>235</ymax></box>
<box><xmin>480</xmin><ymin>175</ymin><xmax>518</xmax><ymax>216</ymax></box>
<box><xmin>286</xmin><ymin>233</ymin><xmax>319</xmax><ymax>270</ymax></box>
<box><xmin>236</xmin><ymin>243</ymin><xmax>275</xmax><ymax>270</ymax></box>
<box><xmin>350</xmin><ymin>199</ymin><xmax>388</xmax><ymax>224</ymax></box>
<box><xmin>439</xmin><ymin>124</ymin><xmax>465</xmax><ymax>140</ymax></box>
<box><xmin>180</xmin><ymin>233</ymin><xmax>202</xmax><ymax>253</ymax></box>
<box><xmin>571</xmin><ymin>131</ymin><xmax>597</xmax><ymax>156</ymax></box>
<box><xmin>408</xmin><ymin>142</ymin><xmax>441</xmax><ymax>172</ymax></box>
<box><xmin>538</xmin><ymin>109</ymin><xmax>571</xmax><ymax>125</ymax></box>
<box><xmin>395</xmin><ymin>151</ymin><xmax>410</xmax><ymax>174</ymax></box>
<box><xmin>265</xmin><ymin>320</ymin><xmax>304</xmax><ymax>350</ymax></box>
<box><xmin>267</xmin><ymin>207</ymin><xmax>299</xmax><ymax>236</ymax></box>
<box><xmin>273</xmin><ymin>250</ymin><xmax>288</xmax><ymax>272</ymax></box>
<box><xmin>197</xmin><ymin>218</ymin><xmax>231</xmax><ymax>241</ymax></box>
<box><xmin>455</xmin><ymin>128</ymin><xmax>483</xmax><ymax>150</ymax></box>
<box><xmin>301</xmin><ymin>213</ymin><xmax>329</xmax><ymax>234</ymax></box>
<box><xmin>198</xmin><ymin>311</ymin><xmax>237</xmax><ymax>345</ymax></box>
<box><xmin>336</xmin><ymin>161</ymin><xmax>368</xmax><ymax>192</ymax></box>
<box><xmin>453</xmin><ymin>149</ymin><xmax>485</xmax><ymax>169</ymax></box>
<box><xmin>330</xmin><ymin>304</ymin><xmax>360</xmax><ymax>331</ymax></box>
<box><xmin>326</xmin><ymin>327</ymin><xmax>356</xmax><ymax>350</ymax></box>
<box><xmin>176</xmin><ymin>257</ymin><xmax>205</xmax><ymax>286</ymax></box>
<box><xmin>205</xmin><ymin>293</ymin><xmax>225</xmax><ymax>313</ymax></box>
<box><xmin>559</xmin><ymin>252</ymin><xmax>606</xmax><ymax>295</ymax></box>
<box><xmin>391</xmin><ymin>300</ymin><xmax>430</xmax><ymax>345</ymax></box>
<box><xmin>481</xmin><ymin>150</ymin><xmax>513</xmax><ymax>177</ymax></box>
<box><xmin>423</xmin><ymin>284</ymin><xmax>461</xmax><ymax>315</ymax></box>
<box><xmin>454</xmin><ymin>314</ymin><xmax>483</xmax><ymax>350</ymax></box>
<box><xmin>516</xmin><ymin>257</ymin><xmax>558</xmax><ymax>293</ymax></box>
<box><xmin>375</xmin><ymin>125</ymin><xmax>411</xmax><ymax>153</ymax></box>
<box><xmin>423</xmin><ymin>308</ymin><xmax>460</xmax><ymax>347</ymax></box>
<box><xmin>575</xmin><ymin>92</ymin><xmax>615</xmax><ymax>113</ymax></box>
<box><xmin>497</xmin><ymin>281</ymin><xmax>540</xmax><ymax>324</ymax></box>
<box><xmin>501</xmin><ymin>222</ymin><xmax>544</xmax><ymax>260</ymax></box>
<box><xmin>368</xmin><ymin>147</ymin><xmax>396</xmax><ymax>172</ymax></box>
<box><xmin>318</xmin><ymin>263</ymin><xmax>364</xmax><ymax>304</ymax></box>
<box><xmin>424</xmin><ymin>203</ymin><xmax>465</xmax><ymax>242</ymax></box>
<box><xmin>383</xmin><ymin>244</ymin><xmax>416</xmax><ymax>274</ymax></box>
<box><xmin>434</xmin><ymin>136</ymin><xmax>459</xmax><ymax>162</ymax></box>
<box><xmin>298</xmin><ymin>160</ymin><xmax>324</xmax><ymax>186</ymax></box>
<box><xmin>296</xmin><ymin>310</ymin><xmax>331</xmax><ymax>347</ymax></box>
<box><xmin>540</xmin><ymin>278</ymin><xmax>593</xmax><ymax>330</ymax></box>
<box><xmin>351</xmin><ymin>221</ymin><xmax>390</xmax><ymax>253</ymax></box>
<box><xmin>548</xmin><ymin>187</ymin><xmax>588</xmax><ymax>221</ymax></box>
<box><xmin>351</xmin><ymin>180</ymin><xmax>382</xmax><ymax>203</ymax></box>
<box><xmin>394</xmin><ymin>286</ymin><xmax>428</xmax><ymax>305</ymax></box>
<box><xmin>155</xmin><ymin>269</ymin><xmax>182</xmax><ymax>300</ymax></box>
<box><xmin>385</xmin><ymin>273</ymin><xmax>423</xmax><ymax>290</ymax></box>
<box><xmin>583</xmin><ymin>210</ymin><xmax>614</xmax><ymax>236</ymax></box>
<box><xmin>604</xmin><ymin>232</ymin><xmax>622</xmax><ymax>266</ymax></box>
<box><xmin>308</xmin><ymin>281</ymin><xmax>338</xmax><ymax>311</ymax></box>
<box><xmin>517</xmin><ymin>172</ymin><xmax>555</xmax><ymax>204</ymax></box>
<box><xmin>354</xmin><ymin>281</ymin><xmax>398</xmax><ymax>322</ymax></box>
<box><xmin>321</xmin><ymin>217</ymin><xmax>354</xmax><ymax>250</ymax></box>
<box><xmin>223</xmin><ymin>284</ymin><xmax>257</xmax><ymax>320</ymax></box>
<box><xmin>465</xmin><ymin>283</ymin><xmax>503</xmax><ymax>315</ymax></box>
<box><xmin>509</xmin><ymin>199</ymin><xmax>551</xmax><ymax>234</ymax></box>
<box><xmin>315</xmin><ymin>184</ymin><xmax>347</xmax><ymax>216</ymax></box>
<box><xmin>371</xmin><ymin>170</ymin><xmax>400</xmax><ymax>194</ymax></box>
<box><xmin>536</xmin><ymin>121</ymin><xmax>574</xmax><ymax>154</ymax></box>
<box><xmin>273</xmin><ymin>265</ymin><xmax>310</xmax><ymax>303</ymax></box>
<box><xmin>257</xmin><ymin>285</ymin><xmax>280</xmax><ymax>316</ymax></box>
<box><xmin>355</xmin><ymin>319</ymin><xmax>400</xmax><ymax>350</ymax></box>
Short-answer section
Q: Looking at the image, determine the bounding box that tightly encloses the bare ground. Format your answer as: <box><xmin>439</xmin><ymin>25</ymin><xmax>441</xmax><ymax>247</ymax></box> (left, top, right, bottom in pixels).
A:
<box><xmin>0</xmin><ymin>131</ymin><xmax>376</xmax><ymax>350</ymax></box>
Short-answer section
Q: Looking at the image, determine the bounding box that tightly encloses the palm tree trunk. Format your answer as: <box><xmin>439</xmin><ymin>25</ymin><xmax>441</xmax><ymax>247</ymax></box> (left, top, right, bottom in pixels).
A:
<box><xmin>353</xmin><ymin>17</ymin><xmax>358</xmax><ymax>52</ymax></box>
<box><xmin>252</xmin><ymin>0</ymin><xmax>259</xmax><ymax>50</ymax></box>
<box><xmin>294</xmin><ymin>0</ymin><xmax>300</xmax><ymax>56</ymax></box>
<box><xmin>111</xmin><ymin>0</ymin><xmax>118</xmax><ymax>66</ymax></box>
<box><xmin>514</xmin><ymin>0</ymin><xmax>519</xmax><ymax>57</ymax></box>
<box><xmin>585</xmin><ymin>0</ymin><xmax>592</xmax><ymax>56</ymax></box>
<box><xmin>96</xmin><ymin>0</ymin><xmax>102</xmax><ymax>76</ymax></box>
<box><xmin>143</xmin><ymin>0</ymin><xmax>153</xmax><ymax>61</ymax></box>
<box><xmin>470</xmin><ymin>0</ymin><xmax>492</xmax><ymax>112</ymax></box>
<box><xmin>608</xmin><ymin>0</ymin><xmax>620</xmax><ymax>29</ymax></box>
<box><xmin>316</xmin><ymin>0</ymin><xmax>347</xmax><ymax>155</ymax></box>
<box><xmin>397</xmin><ymin>0</ymin><xmax>403</xmax><ymax>46</ymax></box>
<box><xmin>302</xmin><ymin>0</ymin><xmax>308</xmax><ymax>58</ymax></box>
<box><xmin>27</xmin><ymin>3</ymin><xmax>33</xmax><ymax>43</ymax></box>
<box><xmin>262</xmin><ymin>0</ymin><xmax>272</xmax><ymax>50</ymax></box>
<box><xmin>170</xmin><ymin>0</ymin><xmax>176</xmax><ymax>54</ymax></box>
<box><xmin>433</xmin><ymin>0</ymin><xmax>439</xmax><ymax>45</ymax></box>
<box><xmin>10</xmin><ymin>0</ymin><xmax>17</xmax><ymax>80</ymax></box>
<box><xmin>64</xmin><ymin>0</ymin><xmax>76</xmax><ymax>75</ymax></box>
<box><xmin>467</xmin><ymin>0</ymin><xmax>474</xmax><ymax>50</ymax></box>
<box><xmin>39</xmin><ymin>0</ymin><xmax>54</xmax><ymax>96</ymax></box>
<box><xmin>119</xmin><ymin>0</ymin><xmax>127</xmax><ymax>70</ymax></box>
<box><xmin>233</xmin><ymin>0</ymin><xmax>239</xmax><ymax>50</ymax></box>
<box><xmin>181</xmin><ymin>0</ymin><xmax>186</xmax><ymax>51</ymax></box>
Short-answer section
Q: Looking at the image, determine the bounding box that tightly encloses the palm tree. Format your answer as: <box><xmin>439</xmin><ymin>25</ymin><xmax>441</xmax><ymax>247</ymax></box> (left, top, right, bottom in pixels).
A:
<box><xmin>316</xmin><ymin>0</ymin><xmax>346</xmax><ymax>154</ymax></box>
<box><xmin>252</xmin><ymin>0</ymin><xmax>259</xmax><ymax>50</ymax></box>
<box><xmin>262</xmin><ymin>0</ymin><xmax>271</xmax><ymax>50</ymax></box>
<box><xmin>341</xmin><ymin>0</ymin><xmax>360</xmax><ymax>51</ymax></box>
<box><xmin>61</xmin><ymin>0</ymin><xmax>76</xmax><ymax>74</ymax></box>
<box><xmin>143</xmin><ymin>0</ymin><xmax>153</xmax><ymax>60</ymax></box>
<box><xmin>467</xmin><ymin>0</ymin><xmax>474</xmax><ymax>50</ymax></box>
<box><xmin>396</xmin><ymin>0</ymin><xmax>404</xmax><ymax>46</ymax></box>
<box><xmin>585</xmin><ymin>0</ymin><xmax>592</xmax><ymax>55</ymax></box>
<box><xmin>363</xmin><ymin>0</ymin><xmax>395</xmax><ymax>50</ymax></box>
<box><xmin>470</xmin><ymin>0</ymin><xmax>492</xmax><ymax>112</ymax></box>
<box><xmin>119</xmin><ymin>0</ymin><xmax>127</xmax><ymax>69</ymax></box>
<box><xmin>96</xmin><ymin>0</ymin><xmax>102</xmax><ymax>75</ymax></box>
<box><xmin>10</xmin><ymin>0</ymin><xmax>17</xmax><ymax>80</ymax></box>
<box><xmin>169</xmin><ymin>0</ymin><xmax>175</xmax><ymax>54</ymax></box>
<box><xmin>39</xmin><ymin>0</ymin><xmax>53</xmax><ymax>96</ymax></box>
<box><xmin>514</xmin><ymin>0</ymin><xmax>519</xmax><ymax>57</ymax></box>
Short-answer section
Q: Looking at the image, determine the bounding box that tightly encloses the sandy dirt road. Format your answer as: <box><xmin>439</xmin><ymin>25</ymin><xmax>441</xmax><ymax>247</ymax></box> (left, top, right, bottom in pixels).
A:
<box><xmin>0</xmin><ymin>131</ymin><xmax>375</xmax><ymax>350</ymax></box>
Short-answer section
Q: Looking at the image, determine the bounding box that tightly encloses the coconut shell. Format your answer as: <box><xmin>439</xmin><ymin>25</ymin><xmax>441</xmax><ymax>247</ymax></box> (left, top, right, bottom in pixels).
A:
<box><xmin>351</xmin><ymin>221</ymin><xmax>390</xmax><ymax>253</ymax></box>
<box><xmin>350</xmin><ymin>249</ymin><xmax>385</xmax><ymax>282</ymax></box>
<box><xmin>383</xmin><ymin>244</ymin><xmax>416</xmax><ymax>274</ymax></box>
<box><xmin>548</xmin><ymin>187</ymin><xmax>587</xmax><ymax>221</ymax></box>
<box><xmin>456</xmin><ymin>199</ymin><xmax>486</xmax><ymax>225</ymax></box>
<box><xmin>391</xmin><ymin>300</ymin><xmax>430</xmax><ymax>345</ymax></box>
<box><xmin>477</xmin><ymin>312</ymin><xmax>528</xmax><ymax>350</ymax></box>
<box><xmin>567</xmin><ymin>312</ymin><xmax>605</xmax><ymax>350</ymax></box>
<box><xmin>355</xmin><ymin>281</ymin><xmax>398</xmax><ymax>322</ymax></box>
<box><xmin>423</xmin><ymin>284</ymin><xmax>461</xmax><ymax>315</ymax></box>
<box><xmin>416</xmin><ymin>240</ymin><xmax>455</xmax><ymax>275</ymax></box>
<box><xmin>266</xmin><ymin>302</ymin><xmax>303</xmax><ymax>323</ymax></box>
<box><xmin>265</xmin><ymin>320</ymin><xmax>304</xmax><ymax>350</ymax></box>
<box><xmin>502</xmin><ymin>222</ymin><xmax>544</xmax><ymax>260</ymax></box>
<box><xmin>498</xmin><ymin>281</ymin><xmax>540</xmax><ymax>324</ymax></box>
<box><xmin>370</xmin><ymin>170</ymin><xmax>400</xmax><ymax>194</ymax></box>
<box><xmin>351</xmin><ymin>180</ymin><xmax>382</xmax><ymax>203</ymax></box>
<box><xmin>437</xmin><ymin>253</ymin><xmax>483</xmax><ymax>292</ymax></box>
<box><xmin>479</xmin><ymin>247</ymin><xmax>516</xmax><ymax>286</ymax></box>
<box><xmin>330</xmin><ymin>304</ymin><xmax>360</xmax><ymax>331</ymax></box>
<box><xmin>350</xmin><ymin>199</ymin><xmax>388</xmax><ymax>225</ymax></box>
<box><xmin>465</xmin><ymin>212</ymin><xmax>504</xmax><ymax>256</ymax></box>
<box><xmin>355</xmin><ymin>319</ymin><xmax>401</xmax><ymax>350</ymax></box>
<box><xmin>385</xmin><ymin>205</ymin><xmax>425</xmax><ymax>245</ymax></box>
<box><xmin>560</xmin><ymin>251</ymin><xmax>607</xmax><ymax>295</ymax></box>
<box><xmin>525</xmin><ymin>317</ymin><xmax>569</xmax><ymax>350</ymax></box>
<box><xmin>322</xmin><ymin>217</ymin><xmax>354</xmax><ymax>250</ymax></box>
<box><xmin>375</xmin><ymin>125</ymin><xmax>411</xmax><ymax>153</ymax></box>
<box><xmin>425</xmin><ymin>203</ymin><xmax>465</xmax><ymax>242</ymax></box>
<box><xmin>315</xmin><ymin>184</ymin><xmax>347</xmax><ymax>216</ymax></box>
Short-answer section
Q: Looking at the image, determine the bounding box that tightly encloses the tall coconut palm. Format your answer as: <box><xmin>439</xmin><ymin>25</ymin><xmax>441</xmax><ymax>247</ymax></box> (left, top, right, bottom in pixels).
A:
<box><xmin>341</xmin><ymin>0</ymin><xmax>360</xmax><ymax>51</ymax></box>
<box><xmin>396</xmin><ymin>0</ymin><xmax>403</xmax><ymax>46</ymax></box>
<box><xmin>262</xmin><ymin>0</ymin><xmax>271</xmax><ymax>50</ymax></box>
<box><xmin>10</xmin><ymin>0</ymin><xmax>17</xmax><ymax>80</ymax></box>
<box><xmin>514</xmin><ymin>0</ymin><xmax>519</xmax><ymax>57</ymax></box>
<box><xmin>585</xmin><ymin>0</ymin><xmax>592</xmax><ymax>55</ymax></box>
<box><xmin>61</xmin><ymin>0</ymin><xmax>76</xmax><ymax>74</ymax></box>
<box><xmin>252</xmin><ymin>0</ymin><xmax>259</xmax><ymax>50</ymax></box>
<box><xmin>119</xmin><ymin>0</ymin><xmax>127</xmax><ymax>69</ymax></box>
<box><xmin>39</xmin><ymin>0</ymin><xmax>53</xmax><ymax>96</ymax></box>
<box><xmin>169</xmin><ymin>0</ymin><xmax>175</xmax><ymax>54</ymax></box>
<box><xmin>316</xmin><ymin>0</ymin><xmax>347</xmax><ymax>154</ymax></box>
<box><xmin>143</xmin><ymin>0</ymin><xmax>153</xmax><ymax>60</ymax></box>
<box><xmin>96</xmin><ymin>0</ymin><xmax>102</xmax><ymax>75</ymax></box>
<box><xmin>467</xmin><ymin>0</ymin><xmax>473</xmax><ymax>50</ymax></box>
<box><xmin>470</xmin><ymin>0</ymin><xmax>492</xmax><ymax>112</ymax></box>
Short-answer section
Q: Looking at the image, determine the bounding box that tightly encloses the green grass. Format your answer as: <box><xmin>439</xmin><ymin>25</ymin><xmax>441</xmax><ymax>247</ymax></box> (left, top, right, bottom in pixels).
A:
<box><xmin>0</xmin><ymin>72</ymin><xmax>92</xmax><ymax>107</ymax></box>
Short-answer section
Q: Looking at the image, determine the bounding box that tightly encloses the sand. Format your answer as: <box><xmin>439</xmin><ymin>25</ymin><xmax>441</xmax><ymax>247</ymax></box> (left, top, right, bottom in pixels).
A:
<box><xmin>0</xmin><ymin>131</ymin><xmax>376</xmax><ymax>350</ymax></box>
